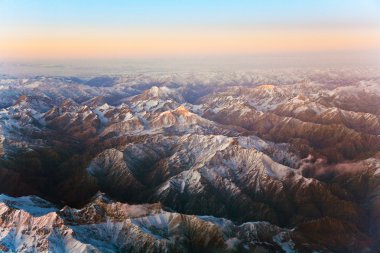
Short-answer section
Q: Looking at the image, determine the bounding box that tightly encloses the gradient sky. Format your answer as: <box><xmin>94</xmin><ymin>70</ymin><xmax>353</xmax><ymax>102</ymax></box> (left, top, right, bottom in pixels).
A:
<box><xmin>1</xmin><ymin>0</ymin><xmax>380</xmax><ymax>60</ymax></box>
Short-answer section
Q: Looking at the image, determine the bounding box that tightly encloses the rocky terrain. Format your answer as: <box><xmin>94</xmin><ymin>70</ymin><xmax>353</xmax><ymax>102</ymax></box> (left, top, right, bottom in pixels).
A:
<box><xmin>0</xmin><ymin>67</ymin><xmax>380</xmax><ymax>252</ymax></box>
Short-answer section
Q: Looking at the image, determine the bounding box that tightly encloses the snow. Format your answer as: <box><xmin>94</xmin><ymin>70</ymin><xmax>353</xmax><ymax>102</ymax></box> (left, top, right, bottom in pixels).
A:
<box><xmin>93</xmin><ymin>106</ymin><xmax>109</xmax><ymax>124</ymax></box>
<box><xmin>238</xmin><ymin>135</ymin><xmax>269</xmax><ymax>151</ymax></box>
<box><xmin>148</xmin><ymin>86</ymin><xmax>173</xmax><ymax>97</ymax></box>
<box><xmin>24</xmin><ymin>81</ymin><xmax>42</xmax><ymax>89</ymax></box>
<box><xmin>273</xmin><ymin>232</ymin><xmax>297</xmax><ymax>253</ymax></box>
<box><xmin>225</xmin><ymin>237</ymin><xmax>240</xmax><ymax>250</ymax></box>
<box><xmin>261</xmin><ymin>155</ymin><xmax>292</xmax><ymax>179</ymax></box>
<box><xmin>0</xmin><ymin>194</ymin><xmax>58</xmax><ymax>216</ymax></box>
<box><xmin>98</xmin><ymin>103</ymin><xmax>110</xmax><ymax>111</ymax></box>
<box><xmin>0</xmin><ymin>68</ymin><xmax>379</xmax><ymax>252</ymax></box>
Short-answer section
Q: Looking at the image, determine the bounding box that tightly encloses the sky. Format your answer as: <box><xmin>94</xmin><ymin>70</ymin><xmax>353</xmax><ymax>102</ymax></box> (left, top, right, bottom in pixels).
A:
<box><xmin>1</xmin><ymin>0</ymin><xmax>380</xmax><ymax>60</ymax></box>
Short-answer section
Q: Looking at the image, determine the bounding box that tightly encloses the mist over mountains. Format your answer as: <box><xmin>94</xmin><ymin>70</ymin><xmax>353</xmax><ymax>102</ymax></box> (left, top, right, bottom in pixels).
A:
<box><xmin>0</xmin><ymin>67</ymin><xmax>380</xmax><ymax>252</ymax></box>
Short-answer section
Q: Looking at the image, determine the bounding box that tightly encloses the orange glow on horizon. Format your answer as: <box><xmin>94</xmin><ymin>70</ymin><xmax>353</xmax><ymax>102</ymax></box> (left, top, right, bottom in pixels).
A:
<box><xmin>1</xmin><ymin>29</ymin><xmax>380</xmax><ymax>59</ymax></box>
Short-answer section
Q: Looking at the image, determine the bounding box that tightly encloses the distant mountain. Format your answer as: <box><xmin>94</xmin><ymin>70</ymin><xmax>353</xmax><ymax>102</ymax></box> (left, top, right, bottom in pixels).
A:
<box><xmin>85</xmin><ymin>76</ymin><xmax>118</xmax><ymax>87</ymax></box>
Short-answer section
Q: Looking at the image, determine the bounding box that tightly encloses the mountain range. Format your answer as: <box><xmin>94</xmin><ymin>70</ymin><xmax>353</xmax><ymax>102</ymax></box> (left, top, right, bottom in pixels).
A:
<box><xmin>0</xmin><ymin>67</ymin><xmax>380</xmax><ymax>252</ymax></box>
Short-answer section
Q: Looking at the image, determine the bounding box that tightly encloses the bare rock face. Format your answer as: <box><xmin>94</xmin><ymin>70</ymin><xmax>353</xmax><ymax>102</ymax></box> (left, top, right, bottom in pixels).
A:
<box><xmin>87</xmin><ymin>148</ymin><xmax>145</xmax><ymax>198</ymax></box>
<box><xmin>0</xmin><ymin>194</ymin><xmax>286</xmax><ymax>252</ymax></box>
<box><xmin>0</xmin><ymin>193</ymin><xmax>372</xmax><ymax>253</ymax></box>
<box><xmin>200</xmin><ymin>89</ymin><xmax>380</xmax><ymax>162</ymax></box>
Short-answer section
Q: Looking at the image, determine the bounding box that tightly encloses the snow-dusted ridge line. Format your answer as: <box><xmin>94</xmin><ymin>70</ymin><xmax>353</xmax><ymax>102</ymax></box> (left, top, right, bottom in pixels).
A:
<box><xmin>0</xmin><ymin>193</ymin><xmax>298</xmax><ymax>253</ymax></box>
